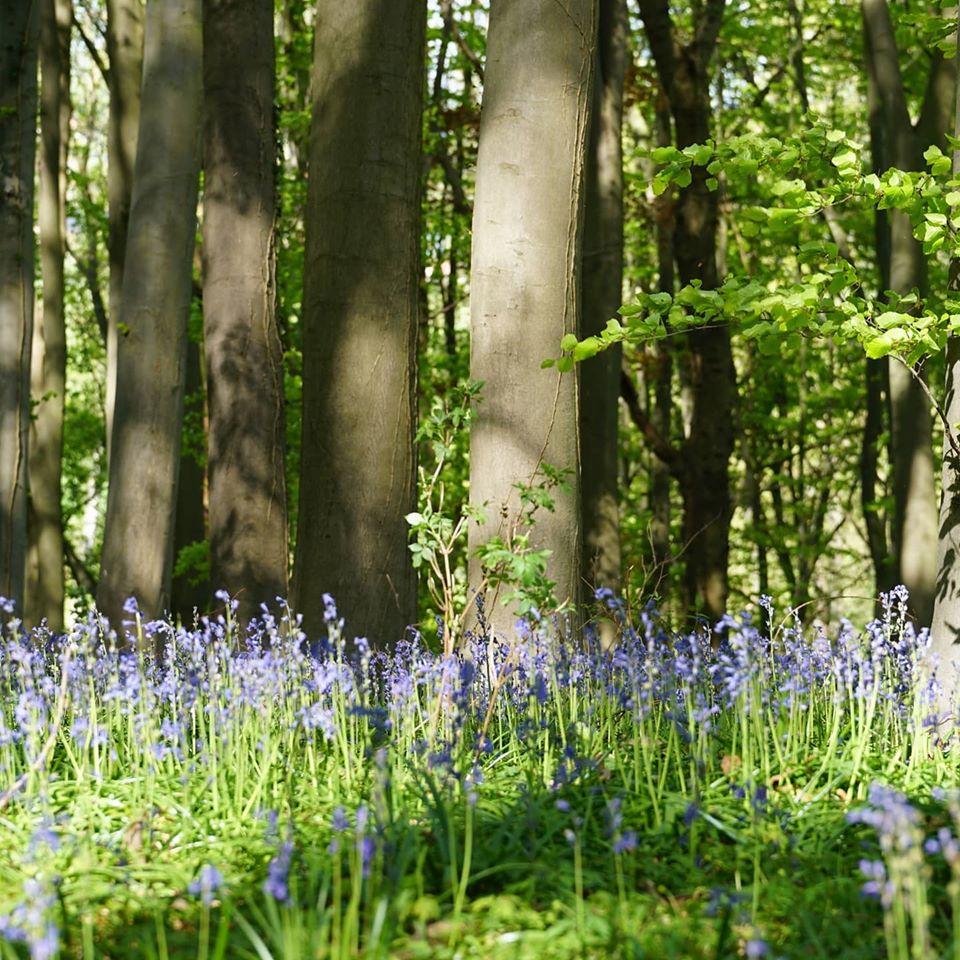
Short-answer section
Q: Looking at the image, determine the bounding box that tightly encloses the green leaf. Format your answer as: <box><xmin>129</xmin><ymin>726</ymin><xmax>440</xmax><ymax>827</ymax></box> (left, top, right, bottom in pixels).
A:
<box><xmin>651</xmin><ymin>146</ymin><xmax>681</xmax><ymax>164</ymax></box>
<box><xmin>687</xmin><ymin>143</ymin><xmax>713</xmax><ymax>166</ymax></box>
<box><xmin>831</xmin><ymin>148</ymin><xmax>858</xmax><ymax>172</ymax></box>
<box><xmin>560</xmin><ymin>333</ymin><xmax>578</xmax><ymax>352</ymax></box>
<box><xmin>572</xmin><ymin>337</ymin><xmax>601</xmax><ymax>361</ymax></box>
<box><xmin>925</xmin><ymin>144</ymin><xmax>952</xmax><ymax>175</ymax></box>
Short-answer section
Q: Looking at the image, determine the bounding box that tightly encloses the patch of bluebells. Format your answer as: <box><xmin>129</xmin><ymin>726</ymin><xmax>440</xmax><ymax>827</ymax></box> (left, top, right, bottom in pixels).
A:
<box><xmin>0</xmin><ymin>586</ymin><xmax>948</xmax><ymax>953</ymax></box>
<box><xmin>0</xmin><ymin>876</ymin><xmax>59</xmax><ymax>960</ymax></box>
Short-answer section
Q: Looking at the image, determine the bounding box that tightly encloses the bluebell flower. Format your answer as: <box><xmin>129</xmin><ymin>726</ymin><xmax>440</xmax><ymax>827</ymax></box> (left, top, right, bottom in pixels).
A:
<box><xmin>188</xmin><ymin>864</ymin><xmax>224</xmax><ymax>906</ymax></box>
<box><xmin>745</xmin><ymin>937</ymin><xmax>768</xmax><ymax>958</ymax></box>
<box><xmin>263</xmin><ymin>842</ymin><xmax>293</xmax><ymax>904</ymax></box>
<box><xmin>613</xmin><ymin>830</ymin><xmax>638</xmax><ymax>854</ymax></box>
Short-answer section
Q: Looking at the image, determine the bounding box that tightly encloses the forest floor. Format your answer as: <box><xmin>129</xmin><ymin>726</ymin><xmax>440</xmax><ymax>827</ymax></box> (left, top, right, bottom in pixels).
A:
<box><xmin>0</xmin><ymin>592</ymin><xmax>952</xmax><ymax>960</ymax></box>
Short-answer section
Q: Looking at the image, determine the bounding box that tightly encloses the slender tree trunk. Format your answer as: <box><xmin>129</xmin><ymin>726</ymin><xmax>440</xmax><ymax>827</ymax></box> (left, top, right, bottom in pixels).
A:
<box><xmin>861</xmin><ymin>356</ymin><xmax>897</xmax><ymax>593</ymax></box>
<box><xmin>581</xmin><ymin>0</ymin><xmax>627</xmax><ymax>595</ymax></box>
<box><xmin>27</xmin><ymin>0</ymin><xmax>71</xmax><ymax>630</ymax></box>
<box><xmin>104</xmin><ymin>0</ymin><xmax>143</xmax><ymax>466</ymax></box>
<box><xmin>639</xmin><ymin>0</ymin><xmax>734</xmax><ymax>623</ymax></box>
<box><xmin>861</xmin><ymin>28</ymin><xmax>897</xmax><ymax>601</ymax></box>
<box><xmin>0</xmin><ymin>1</ymin><xmax>39</xmax><ymax>611</ymax></box>
<box><xmin>97</xmin><ymin>0</ymin><xmax>203</xmax><ymax>628</ymax></box>
<box><xmin>170</xmin><ymin>333</ymin><xmax>208</xmax><ymax>622</ymax></box>
<box><xmin>203</xmin><ymin>0</ymin><xmax>288</xmax><ymax>621</ymax></box>
<box><xmin>650</xmin><ymin>91</ymin><xmax>674</xmax><ymax>595</ymax></box>
<box><xmin>467</xmin><ymin>0</ymin><xmax>597</xmax><ymax>635</ymax></box>
<box><xmin>862</xmin><ymin>0</ymin><xmax>940</xmax><ymax>624</ymax></box>
<box><xmin>930</xmin><ymin>9</ymin><xmax>960</xmax><ymax>708</ymax></box>
<box><xmin>295</xmin><ymin>0</ymin><xmax>425</xmax><ymax>643</ymax></box>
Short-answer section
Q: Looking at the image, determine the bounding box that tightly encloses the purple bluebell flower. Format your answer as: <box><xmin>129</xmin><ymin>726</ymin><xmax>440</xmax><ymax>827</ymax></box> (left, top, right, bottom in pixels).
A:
<box><xmin>263</xmin><ymin>842</ymin><xmax>293</xmax><ymax>904</ymax></box>
<box><xmin>331</xmin><ymin>807</ymin><xmax>350</xmax><ymax>833</ymax></box>
<box><xmin>188</xmin><ymin>865</ymin><xmax>224</xmax><ymax>906</ymax></box>
<box><xmin>613</xmin><ymin>830</ymin><xmax>638</xmax><ymax>854</ymax></box>
<box><xmin>745</xmin><ymin>937</ymin><xmax>768</xmax><ymax>958</ymax></box>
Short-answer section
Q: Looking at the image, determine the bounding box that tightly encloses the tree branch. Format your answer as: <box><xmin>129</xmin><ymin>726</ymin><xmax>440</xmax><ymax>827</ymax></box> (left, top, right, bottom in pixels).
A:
<box><xmin>440</xmin><ymin>0</ymin><xmax>484</xmax><ymax>84</ymax></box>
<box><xmin>64</xmin><ymin>536</ymin><xmax>98</xmax><ymax>597</ymax></box>
<box><xmin>636</xmin><ymin>0</ymin><xmax>677</xmax><ymax>93</ymax></box>
<box><xmin>619</xmin><ymin>367</ymin><xmax>681</xmax><ymax>475</ymax></box>
<box><xmin>65</xmin><ymin>237</ymin><xmax>109</xmax><ymax>344</ymax></box>
<box><xmin>695</xmin><ymin>0</ymin><xmax>727</xmax><ymax>61</ymax></box>
<box><xmin>72</xmin><ymin>10</ymin><xmax>110</xmax><ymax>85</ymax></box>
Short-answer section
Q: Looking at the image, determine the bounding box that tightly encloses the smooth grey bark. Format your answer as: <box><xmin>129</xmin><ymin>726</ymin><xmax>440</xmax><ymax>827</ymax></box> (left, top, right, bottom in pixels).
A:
<box><xmin>650</xmin><ymin>89</ymin><xmax>674</xmax><ymax>596</ymax></box>
<box><xmin>27</xmin><ymin>0</ymin><xmax>71</xmax><ymax>630</ymax></box>
<box><xmin>295</xmin><ymin>0</ymin><xmax>425</xmax><ymax>644</ymax></box>
<box><xmin>580</xmin><ymin>0</ymin><xmax>627</xmax><ymax>595</ymax></box>
<box><xmin>104</xmin><ymin>0</ymin><xmax>143</xmax><ymax>466</ymax></box>
<box><xmin>97</xmin><ymin>0</ymin><xmax>203</xmax><ymax>628</ymax></box>
<box><xmin>930</xmin><ymin>10</ymin><xmax>960</xmax><ymax>706</ymax></box>
<box><xmin>467</xmin><ymin>0</ymin><xmax>597</xmax><ymax>635</ymax></box>
<box><xmin>203</xmin><ymin>0</ymin><xmax>288</xmax><ymax>622</ymax></box>
<box><xmin>862</xmin><ymin>0</ymin><xmax>941</xmax><ymax>625</ymax></box>
<box><xmin>0</xmin><ymin>1</ymin><xmax>39</xmax><ymax>611</ymax></box>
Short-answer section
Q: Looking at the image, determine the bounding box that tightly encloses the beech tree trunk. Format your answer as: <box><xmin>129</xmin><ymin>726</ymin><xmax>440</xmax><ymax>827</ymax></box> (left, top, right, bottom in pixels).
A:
<box><xmin>295</xmin><ymin>0</ymin><xmax>425</xmax><ymax>643</ymax></box>
<box><xmin>862</xmin><ymin>0</ymin><xmax>945</xmax><ymax>625</ymax></box>
<box><xmin>580</xmin><ymin>0</ymin><xmax>627</xmax><ymax>595</ymax></box>
<box><xmin>27</xmin><ymin>0</ymin><xmax>71</xmax><ymax>630</ymax></box>
<box><xmin>930</xmin><ymin>9</ymin><xmax>960</xmax><ymax>707</ymax></box>
<box><xmin>650</xmin><ymin>93</ymin><xmax>675</xmax><ymax>597</ymax></box>
<box><xmin>104</xmin><ymin>0</ymin><xmax>143</xmax><ymax>466</ymax></box>
<box><xmin>98</xmin><ymin>0</ymin><xmax>203</xmax><ymax>628</ymax></box>
<box><xmin>467</xmin><ymin>0</ymin><xmax>597</xmax><ymax>636</ymax></box>
<box><xmin>203</xmin><ymin>0</ymin><xmax>288</xmax><ymax>621</ymax></box>
<box><xmin>638</xmin><ymin>0</ymin><xmax>734</xmax><ymax>623</ymax></box>
<box><xmin>0</xmin><ymin>1</ymin><xmax>39</xmax><ymax>611</ymax></box>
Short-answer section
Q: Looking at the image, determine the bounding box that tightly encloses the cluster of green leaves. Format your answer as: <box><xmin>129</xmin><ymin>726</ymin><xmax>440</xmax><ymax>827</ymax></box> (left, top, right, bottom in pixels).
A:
<box><xmin>562</xmin><ymin>126</ymin><xmax>960</xmax><ymax>371</ymax></box>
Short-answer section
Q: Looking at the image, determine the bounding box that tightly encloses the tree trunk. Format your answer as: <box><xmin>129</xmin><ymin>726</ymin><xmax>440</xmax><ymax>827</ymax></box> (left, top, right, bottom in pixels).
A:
<box><xmin>862</xmin><ymin>0</ymin><xmax>941</xmax><ymax>624</ymax></box>
<box><xmin>467</xmin><ymin>0</ymin><xmax>597</xmax><ymax>636</ymax></box>
<box><xmin>650</xmin><ymin>91</ymin><xmax>674</xmax><ymax>596</ymax></box>
<box><xmin>170</xmin><ymin>332</ymin><xmax>208</xmax><ymax>623</ymax></box>
<box><xmin>580</xmin><ymin>0</ymin><xmax>627</xmax><ymax>596</ymax></box>
<box><xmin>0</xmin><ymin>1</ymin><xmax>39</xmax><ymax>612</ymax></box>
<box><xmin>97</xmin><ymin>0</ymin><xmax>203</xmax><ymax>628</ymax></box>
<box><xmin>930</xmin><ymin>9</ymin><xmax>960</xmax><ymax>708</ymax></box>
<box><xmin>203</xmin><ymin>0</ymin><xmax>288</xmax><ymax>622</ymax></box>
<box><xmin>639</xmin><ymin>0</ymin><xmax>734</xmax><ymax>623</ymax></box>
<box><xmin>295</xmin><ymin>0</ymin><xmax>425</xmax><ymax>644</ymax></box>
<box><xmin>104</xmin><ymin>0</ymin><xmax>144</xmax><ymax>466</ymax></box>
<box><xmin>27</xmin><ymin>0</ymin><xmax>71</xmax><ymax>630</ymax></box>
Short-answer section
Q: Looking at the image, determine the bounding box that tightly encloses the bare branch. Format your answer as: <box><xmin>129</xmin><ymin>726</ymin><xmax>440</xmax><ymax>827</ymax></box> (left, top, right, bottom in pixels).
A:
<box><xmin>619</xmin><ymin>367</ymin><xmax>681</xmax><ymax>474</ymax></box>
